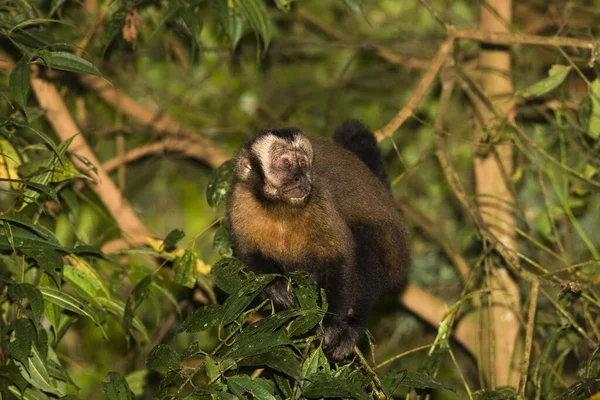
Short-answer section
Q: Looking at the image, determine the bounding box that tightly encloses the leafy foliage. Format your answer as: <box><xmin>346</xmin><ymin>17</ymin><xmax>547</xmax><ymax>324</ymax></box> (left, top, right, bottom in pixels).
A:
<box><xmin>0</xmin><ymin>0</ymin><xmax>599</xmax><ymax>399</ymax></box>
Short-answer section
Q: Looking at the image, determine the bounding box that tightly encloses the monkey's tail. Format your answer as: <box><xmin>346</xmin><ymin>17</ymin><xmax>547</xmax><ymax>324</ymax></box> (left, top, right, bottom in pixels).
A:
<box><xmin>333</xmin><ymin>120</ymin><xmax>390</xmax><ymax>190</ymax></box>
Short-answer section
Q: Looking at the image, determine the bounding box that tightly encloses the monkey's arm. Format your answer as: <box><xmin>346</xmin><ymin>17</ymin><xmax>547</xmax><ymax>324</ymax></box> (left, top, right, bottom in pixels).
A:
<box><xmin>316</xmin><ymin>257</ymin><xmax>366</xmax><ymax>362</ymax></box>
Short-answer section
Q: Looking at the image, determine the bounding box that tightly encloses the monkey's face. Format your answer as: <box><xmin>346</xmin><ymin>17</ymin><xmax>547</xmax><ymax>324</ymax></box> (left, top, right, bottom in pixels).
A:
<box><xmin>263</xmin><ymin>142</ymin><xmax>312</xmax><ymax>206</ymax></box>
<box><xmin>236</xmin><ymin>132</ymin><xmax>314</xmax><ymax>207</ymax></box>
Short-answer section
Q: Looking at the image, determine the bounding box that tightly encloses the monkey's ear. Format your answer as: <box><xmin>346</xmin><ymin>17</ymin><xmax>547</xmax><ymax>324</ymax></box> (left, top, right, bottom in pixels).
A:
<box><xmin>236</xmin><ymin>148</ymin><xmax>253</xmax><ymax>181</ymax></box>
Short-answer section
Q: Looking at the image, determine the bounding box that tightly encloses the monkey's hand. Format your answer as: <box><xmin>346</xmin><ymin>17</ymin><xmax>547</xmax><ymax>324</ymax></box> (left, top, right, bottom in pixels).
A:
<box><xmin>263</xmin><ymin>277</ymin><xmax>297</xmax><ymax>309</ymax></box>
<box><xmin>321</xmin><ymin>319</ymin><xmax>360</xmax><ymax>362</ymax></box>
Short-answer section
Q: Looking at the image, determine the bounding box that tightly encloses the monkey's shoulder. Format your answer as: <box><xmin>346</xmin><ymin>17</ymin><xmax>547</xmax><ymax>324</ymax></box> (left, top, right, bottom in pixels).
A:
<box><xmin>227</xmin><ymin>186</ymin><xmax>352</xmax><ymax>264</ymax></box>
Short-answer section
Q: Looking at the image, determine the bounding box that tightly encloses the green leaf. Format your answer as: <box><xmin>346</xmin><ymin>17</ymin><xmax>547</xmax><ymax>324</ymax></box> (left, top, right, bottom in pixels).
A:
<box><xmin>7</xmin><ymin>319</ymin><xmax>34</xmax><ymax>366</ymax></box>
<box><xmin>221</xmin><ymin>331</ymin><xmax>292</xmax><ymax>360</ymax></box>
<box><xmin>227</xmin><ymin>375</ymin><xmax>276</xmax><ymax>400</ymax></box>
<box><xmin>0</xmin><ymin>362</ymin><xmax>29</xmax><ymax>393</ymax></box>
<box><xmin>235</xmin><ymin>0</ymin><xmax>273</xmax><ymax>51</ymax></box>
<box><xmin>68</xmin><ymin>256</ymin><xmax>110</xmax><ymax>299</ymax></box>
<box><xmin>179</xmin><ymin>7</ymin><xmax>203</xmax><ymax>52</ymax></box>
<box><xmin>11</xmin><ymin>29</ymin><xmax>53</xmax><ymax>49</ymax></box>
<box><xmin>102</xmin><ymin>371</ymin><xmax>134</xmax><ymax>400</ymax></box>
<box><xmin>220</xmin><ymin>274</ymin><xmax>276</xmax><ymax>325</ymax></box>
<box><xmin>9</xmin><ymin>56</ymin><xmax>31</xmax><ymax>113</ymax></box>
<box><xmin>586</xmin><ymin>78</ymin><xmax>600</xmax><ymax>139</ymax></box>
<box><xmin>21</xmin><ymin>248</ymin><xmax>63</xmax><ymax>286</ymax></box>
<box><xmin>238</xmin><ymin>347</ymin><xmax>301</xmax><ymax>380</ymax></box>
<box><xmin>125</xmin><ymin>370</ymin><xmax>147</xmax><ymax>397</ymax></box>
<box><xmin>63</xmin><ymin>266</ymin><xmax>97</xmax><ymax>303</ymax></box>
<box><xmin>190</xmin><ymin>382</ymin><xmax>222</xmax><ymax>396</ymax></box>
<box><xmin>38</xmin><ymin>287</ymin><xmax>106</xmax><ymax>337</ymax></box>
<box><xmin>516</xmin><ymin>65</ymin><xmax>571</xmax><ymax>98</ymax></box>
<box><xmin>95</xmin><ymin>298</ymin><xmax>149</xmax><ymax>342</ymax></box>
<box><xmin>206</xmin><ymin>159</ymin><xmax>234</xmax><ymax>207</ymax></box>
<box><xmin>301</xmin><ymin>348</ymin><xmax>330</xmax><ymax>379</ymax></box>
<box><xmin>0</xmin><ymin>215</ymin><xmax>62</xmax><ymax>248</ymax></box>
<box><xmin>21</xmin><ymin>344</ymin><xmax>65</xmax><ymax>396</ymax></box>
<box><xmin>205</xmin><ymin>356</ymin><xmax>220</xmax><ymax>380</ymax></box>
<box><xmin>49</xmin><ymin>0</ymin><xmax>67</xmax><ymax>16</ymax></box>
<box><xmin>381</xmin><ymin>370</ymin><xmax>407</xmax><ymax>397</ymax></box>
<box><xmin>212</xmin><ymin>257</ymin><xmax>250</xmax><ymax>295</ymax></box>
<box><xmin>213</xmin><ymin>224</ymin><xmax>233</xmax><ymax>257</ymax></box>
<box><xmin>342</xmin><ymin>0</ymin><xmax>365</xmax><ymax>14</ymax></box>
<box><xmin>178</xmin><ymin>303</ymin><xmax>223</xmax><ymax>333</ymax></box>
<box><xmin>173</xmin><ymin>248</ymin><xmax>197</xmax><ymax>288</ymax></box>
<box><xmin>233</xmin><ymin>309</ymin><xmax>306</xmax><ymax>343</ymax></box>
<box><xmin>274</xmin><ymin>0</ymin><xmax>294</xmax><ymax>13</ymax></box>
<box><xmin>215</xmin><ymin>2</ymin><xmax>245</xmax><ymax>50</ymax></box>
<box><xmin>399</xmin><ymin>371</ymin><xmax>451</xmax><ymax>391</ymax></box>
<box><xmin>8</xmin><ymin>18</ymin><xmax>67</xmax><ymax>34</ymax></box>
<box><xmin>302</xmin><ymin>374</ymin><xmax>370</xmax><ymax>400</ymax></box>
<box><xmin>146</xmin><ymin>345</ymin><xmax>182</xmax><ymax>372</ymax></box>
<box><xmin>8</xmin><ymin>284</ymin><xmax>44</xmax><ymax>324</ymax></box>
<box><xmin>33</xmin><ymin>51</ymin><xmax>103</xmax><ymax>77</ymax></box>
<box><xmin>163</xmin><ymin>229</ymin><xmax>185</xmax><ymax>251</ymax></box>
<box><xmin>274</xmin><ymin>373</ymin><xmax>293</xmax><ymax>399</ymax></box>
<box><xmin>124</xmin><ymin>275</ymin><xmax>152</xmax><ymax>335</ymax></box>
<box><xmin>287</xmin><ymin>273</ymin><xmax>324</xmax><ymax>336</ymax></box>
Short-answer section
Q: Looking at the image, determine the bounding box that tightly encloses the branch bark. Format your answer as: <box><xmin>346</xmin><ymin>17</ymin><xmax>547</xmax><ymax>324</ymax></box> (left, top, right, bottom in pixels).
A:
<box><xmin>472</xmin><ymin>1</ymin><xmax>521</xmax><ymax>388</ymax></box>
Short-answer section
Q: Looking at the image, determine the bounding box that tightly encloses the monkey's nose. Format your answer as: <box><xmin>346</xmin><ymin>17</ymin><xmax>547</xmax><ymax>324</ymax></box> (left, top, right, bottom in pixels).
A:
<box><xmin>293</xmin><ymin>175</ymin><xmax>301</xmax><ymax>182</ymax></box>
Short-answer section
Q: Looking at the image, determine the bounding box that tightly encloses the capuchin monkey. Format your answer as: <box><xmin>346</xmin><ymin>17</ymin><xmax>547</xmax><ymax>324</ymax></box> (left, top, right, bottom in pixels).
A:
<box><xmin>226</xmin><ymin>120</ymin><xmax>409</xmax><ymax>362</ymax></box>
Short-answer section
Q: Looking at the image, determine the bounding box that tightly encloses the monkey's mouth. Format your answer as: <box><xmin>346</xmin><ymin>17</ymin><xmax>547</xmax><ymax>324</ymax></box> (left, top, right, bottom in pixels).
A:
<box><xmin>282</xmin><ymin>184</ymin><xmax>310</xmax><ymax>200</ymax></box>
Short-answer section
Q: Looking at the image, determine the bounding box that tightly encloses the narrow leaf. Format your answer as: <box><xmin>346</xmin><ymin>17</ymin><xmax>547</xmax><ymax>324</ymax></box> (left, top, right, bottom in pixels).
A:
<box><xmin>173</xmin><ymin>248</ymin><xmax>197</xmax><ymax>288</ymax></box>
<box><xmin>8</xmin><ymin>284</ymin><xmax>44</xmax><ymax>324</ymax></box>
<box><xmin>227</xmin><ymin>375</ymin><xmax>276</xmax><ymax>400</ymax></box>
<box><xmin>206</xmin><ymin>159</ymin><xmax>234</xmax><ymax>207</ymax></box>
<box><xmin>33</xmin><ymin>51</ymin><xmax>103</xmax><ymax>77</ymax></box>
<box><xmin>9</xmin><ymin>56</ymin><xmax>31</xmax><ymax>113</ymax></box>
<box><xmin>38</xmin><ymin>287</ymin><xmax>106</xmax><ymax>337</ymax></box>
<box><xmin>238</xmin><ymin>347</ymin><xmax>301</xmax><ymax>379</ymax></box>
<box><xmin>220</xmin><ymin>274</ymin><xmax>276</xmax><ymax>325</ymax></box>
<box><xmin>516</xmin><ymin>65</ymin><xmax>571</xmax><ymax>98</ymax></box>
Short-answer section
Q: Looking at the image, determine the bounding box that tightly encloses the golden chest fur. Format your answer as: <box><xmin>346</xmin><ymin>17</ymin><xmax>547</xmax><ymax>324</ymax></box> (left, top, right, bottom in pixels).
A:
<box><xmin>228</xmin><ymin>186</ymin><xmax>351</xmax><ymax>266</ymax></box>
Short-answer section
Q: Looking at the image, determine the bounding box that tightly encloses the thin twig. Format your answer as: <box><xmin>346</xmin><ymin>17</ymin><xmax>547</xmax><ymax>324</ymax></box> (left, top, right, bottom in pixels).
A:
<box><xmin>518</xmin><ymin>279</ymin><xmax>539</xmax><ymax>399</ymax></box>
<box><xmin>454</xmin><ymin>28</ymin><xmax>599</xmax><ymax>49</ymax></box>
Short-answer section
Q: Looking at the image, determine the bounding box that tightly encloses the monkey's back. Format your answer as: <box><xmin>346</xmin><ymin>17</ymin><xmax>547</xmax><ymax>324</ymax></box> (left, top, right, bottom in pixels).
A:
<box><xmin>312</xmin><ymin>139</ymin><xmax>410</xmax><ymax>289</ymax></box>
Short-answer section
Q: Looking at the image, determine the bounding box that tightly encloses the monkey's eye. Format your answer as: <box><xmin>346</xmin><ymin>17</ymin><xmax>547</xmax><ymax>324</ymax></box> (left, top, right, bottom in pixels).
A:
<box><xmin>299</xmin><ymin>159</ymin><xmax>307</xmax><ymax>168</ymax></box>
<box><xmin>283</xmin><ymin>160</ymin><xmax>291</xmax><ymax>169</ymax></box>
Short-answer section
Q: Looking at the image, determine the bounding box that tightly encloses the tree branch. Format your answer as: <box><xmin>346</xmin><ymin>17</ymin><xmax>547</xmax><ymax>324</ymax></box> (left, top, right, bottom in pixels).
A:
<box><xmin>374</xmin><ymin>36</ymin><xmax>454</xmax><ymax>142</ymax></box>
<box><xmin>78</xmin><ymin>74</ymin><xmax>230</xmax><ymax>168</ymax></box>
<box><xmin>454</xmin><ymin>28</ymin><xmax>599</xmax><ymax>49</ymax></box>
<box><xmin>30</xmin><ymin>70</ymin><xmax>152</xmax><ymax>243</ymax></box>
<box><xmin>102</xmin><ymin>138</ymin><xmax>218</xmax><ymax>173</ymax></box>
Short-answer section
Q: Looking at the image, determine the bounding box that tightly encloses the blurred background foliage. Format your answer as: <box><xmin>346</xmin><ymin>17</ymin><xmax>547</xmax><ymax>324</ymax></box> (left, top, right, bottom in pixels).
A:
<box><xmin>1</xmin><ymin>0</ymin><xmax>600</xmax><ymax>399</ymax></box>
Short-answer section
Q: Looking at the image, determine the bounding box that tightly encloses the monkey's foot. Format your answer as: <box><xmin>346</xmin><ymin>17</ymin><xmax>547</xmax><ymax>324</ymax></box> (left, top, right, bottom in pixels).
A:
<box><xmin>322</xmin><ymin>323</ymin><xmax>360</xmax><ymax>362</ymax></box>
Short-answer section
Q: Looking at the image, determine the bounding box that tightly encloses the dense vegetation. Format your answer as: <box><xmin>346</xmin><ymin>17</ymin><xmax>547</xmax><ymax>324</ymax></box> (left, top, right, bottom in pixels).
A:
<box><xmin>1</xmin><ymin>0</ymin><xmax>600</xmax><ymax>399</ymax></box>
